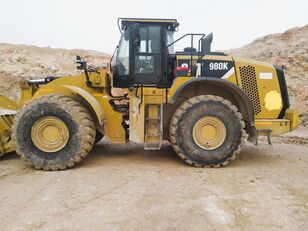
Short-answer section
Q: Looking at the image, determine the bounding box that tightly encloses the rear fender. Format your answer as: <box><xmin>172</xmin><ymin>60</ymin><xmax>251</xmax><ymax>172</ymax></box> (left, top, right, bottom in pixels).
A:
<box><xmin>169</xmin><ymin>77</ymin><xmax>257</xmax><ymax>143</ymax></box>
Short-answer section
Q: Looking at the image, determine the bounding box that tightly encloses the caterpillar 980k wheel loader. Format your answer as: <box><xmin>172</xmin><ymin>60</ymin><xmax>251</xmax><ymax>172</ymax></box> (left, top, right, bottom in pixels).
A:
<box><xmin>0</xmin><ymin>18</ymin><xmax>300</xmax><ymax>170</ymax></box>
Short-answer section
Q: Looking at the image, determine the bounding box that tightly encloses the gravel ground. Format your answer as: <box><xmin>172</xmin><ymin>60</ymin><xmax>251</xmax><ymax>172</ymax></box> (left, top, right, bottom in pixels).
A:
<box><xmin>0</xmin><ymin>129</ymin><xmax>308</xmax><ymax>231</ymax></box>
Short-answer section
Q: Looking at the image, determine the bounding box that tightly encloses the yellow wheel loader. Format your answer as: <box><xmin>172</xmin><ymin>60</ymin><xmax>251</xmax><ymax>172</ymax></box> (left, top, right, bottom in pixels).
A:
<box><xmin>0</xmin><ymin>18</ymin><xmax>300</xmax><ymax>170</ymax></box>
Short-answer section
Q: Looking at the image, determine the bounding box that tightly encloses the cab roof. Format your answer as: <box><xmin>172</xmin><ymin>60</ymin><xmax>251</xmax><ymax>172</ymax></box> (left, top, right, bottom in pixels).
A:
<box><xmin>119</xmin><ymin>18</ymin><xmax>179</xmax><ymax>30</ymax></box>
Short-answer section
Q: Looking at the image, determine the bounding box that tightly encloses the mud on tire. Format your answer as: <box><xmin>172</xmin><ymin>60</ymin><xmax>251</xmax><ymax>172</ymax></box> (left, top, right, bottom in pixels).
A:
<box><xmin>169</xmin><ymin>95</ymin><xmax>246</xmax><ymax>167</ymax></box>
<box><xmin>12</xmin><ymin>94</ymin><xmax>96</xmax><ymax>170</ymax></box>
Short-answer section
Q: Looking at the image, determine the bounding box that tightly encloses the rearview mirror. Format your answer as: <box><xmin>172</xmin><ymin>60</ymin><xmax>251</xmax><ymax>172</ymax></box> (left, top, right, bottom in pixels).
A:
<box><xmin>76</xmin><ymin>55</ymin><xmax>85</xmax><ymax>70</ymax></box>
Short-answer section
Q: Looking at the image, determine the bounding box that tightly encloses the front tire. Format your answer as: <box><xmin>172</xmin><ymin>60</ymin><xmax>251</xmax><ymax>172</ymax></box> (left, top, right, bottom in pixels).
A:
<box><xmin>12</xmin><ymin>94</ymin><xmax>96</xmax><ymax>170</ymax></box>
<box><xmin>169</xmin><ymin>95</ymin><xmax>246</xmax><ymax>167</ymax></box>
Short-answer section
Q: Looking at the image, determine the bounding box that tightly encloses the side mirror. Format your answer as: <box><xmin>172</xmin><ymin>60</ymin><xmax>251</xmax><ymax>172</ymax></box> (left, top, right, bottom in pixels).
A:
<box><xmin>201</xmin><ymin>32</ymin><xmax>213</xmax><ymax>56</ymax></box>
<box><xmin>132</xmin><ymin>23</ymin><xmax>140</xmax><ymax>47</ymax></box>
<box><xmin>76</xmin><ymin>55</ymin><xmax>86</xmax><ymax>70</ymax></box>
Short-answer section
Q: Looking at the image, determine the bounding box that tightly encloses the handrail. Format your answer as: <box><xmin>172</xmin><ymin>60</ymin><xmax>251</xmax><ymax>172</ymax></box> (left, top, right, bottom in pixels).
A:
<box><xmin>167</xmin><ymin>33</ymin><xmax>205</xmax><ymax>73</ymax></box>
<box><xmin>167</xmin><ymin>33</ymin><xmax>205</xmax><ymax>48</ymax></box>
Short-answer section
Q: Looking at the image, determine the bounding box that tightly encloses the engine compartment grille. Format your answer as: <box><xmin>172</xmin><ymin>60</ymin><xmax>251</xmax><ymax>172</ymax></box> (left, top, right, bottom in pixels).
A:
<box><xmin>239</xmin><ymin>65</ymin><xmax>261</xmax><ymax>115</ymax></box>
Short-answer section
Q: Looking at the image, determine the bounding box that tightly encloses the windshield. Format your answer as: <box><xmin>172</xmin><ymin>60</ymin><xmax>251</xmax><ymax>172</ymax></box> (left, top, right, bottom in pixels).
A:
<box><xmin>114</xmin><ymin>32</ymin><xmax>130</xmax><ymax>75</ymax></box>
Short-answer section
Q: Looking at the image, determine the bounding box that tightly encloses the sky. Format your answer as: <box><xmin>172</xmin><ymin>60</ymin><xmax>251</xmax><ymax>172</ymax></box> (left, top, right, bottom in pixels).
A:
<box><xmin>0</xmin><ymin>0</ymin><xmax>307</xmax><ymax>54</ymax></box>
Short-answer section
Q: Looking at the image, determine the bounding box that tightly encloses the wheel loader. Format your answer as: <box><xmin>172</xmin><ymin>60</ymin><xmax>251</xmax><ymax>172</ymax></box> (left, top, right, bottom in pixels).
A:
<box><xmin>0</xmin><ymin>18</ymin><xmax>300</xmax><ymax>170</ymax></box>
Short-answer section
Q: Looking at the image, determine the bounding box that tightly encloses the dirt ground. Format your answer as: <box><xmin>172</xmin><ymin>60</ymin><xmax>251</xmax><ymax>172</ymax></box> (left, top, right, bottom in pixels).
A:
<box><xmin>0</xmin><ymin>129</ymin><xmax>308</xmax><ymax>231</ymax></box>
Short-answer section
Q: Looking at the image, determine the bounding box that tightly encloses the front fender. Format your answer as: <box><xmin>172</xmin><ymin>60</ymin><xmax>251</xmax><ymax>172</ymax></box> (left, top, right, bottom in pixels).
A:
<box><xmin>33</xmin><ymin>85</ymin><xmax>104</xmax><ymax>125</ymax></box>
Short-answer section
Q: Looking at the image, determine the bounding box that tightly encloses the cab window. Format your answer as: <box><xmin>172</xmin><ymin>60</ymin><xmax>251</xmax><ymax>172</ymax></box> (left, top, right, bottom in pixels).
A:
<box><xmin>135</xmin><ymin>26</ymin><xmax>161</xmax><ymax>75</ymax></box>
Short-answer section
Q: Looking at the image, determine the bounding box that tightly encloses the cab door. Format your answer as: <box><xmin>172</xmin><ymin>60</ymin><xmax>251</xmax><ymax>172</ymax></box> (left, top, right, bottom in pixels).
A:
<box><xmin>133</xmin><ymin>25</ymin><xmax>162</xmax><ymax>86</ymax></box>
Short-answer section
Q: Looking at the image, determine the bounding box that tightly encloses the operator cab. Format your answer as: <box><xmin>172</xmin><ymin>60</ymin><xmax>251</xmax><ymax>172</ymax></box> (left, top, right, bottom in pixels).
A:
<box><xmin>112</xmin><ymin>18</ymin><xmax>178</xmax><ymax>88</ymax></box>
<box><xmin>111</xmin><ymin>18</ymin><xmax>225</xmax><ymax>89</ymax></box>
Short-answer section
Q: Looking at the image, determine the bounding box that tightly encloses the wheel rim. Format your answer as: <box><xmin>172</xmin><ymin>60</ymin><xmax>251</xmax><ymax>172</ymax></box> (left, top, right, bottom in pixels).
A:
<box><xmin>31</xmin><ymin>116</ymin><xmax>69</xmax><ymax>153</ymax></box>
<box><xmin>192</xmin><ymin>116</ymin><xmax>226</xmax><ymax>150</ymax></box>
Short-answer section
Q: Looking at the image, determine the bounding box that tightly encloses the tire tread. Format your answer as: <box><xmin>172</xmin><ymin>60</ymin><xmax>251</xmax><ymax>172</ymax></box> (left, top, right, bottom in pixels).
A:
<box><xmin>169</xmin><ymin>95</ymin><xmax>247</xmax><ymax>168</ymax></box>
<box><xmin>12</xmin><ymin>94</ymin><xmax>96</xmax><ymax>171</ymax></box>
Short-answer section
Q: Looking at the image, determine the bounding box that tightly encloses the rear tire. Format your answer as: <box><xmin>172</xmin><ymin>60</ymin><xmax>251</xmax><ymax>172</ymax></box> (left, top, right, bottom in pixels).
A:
<box><xmin>12</xmin><ymin>94</ymin><xmax>96</xmax><ymax>170</ymax></box>
<box><xmin>169</xmin><ymin>95</ymin><xmax>246</xmax><ymax>167</ymax></box>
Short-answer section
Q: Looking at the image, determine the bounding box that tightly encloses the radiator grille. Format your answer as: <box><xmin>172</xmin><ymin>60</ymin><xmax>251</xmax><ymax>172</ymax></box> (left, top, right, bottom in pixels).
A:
<box><xmin>239</xmin><ymin>65</ymin><xmax>261</xmax><ymax>115</ymax></box>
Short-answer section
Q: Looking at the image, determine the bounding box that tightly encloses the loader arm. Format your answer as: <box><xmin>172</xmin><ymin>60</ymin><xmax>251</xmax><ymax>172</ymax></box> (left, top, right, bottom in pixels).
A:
<box><xmin>0</xmin><ymin>96</ymin><xmax>20</xmax><ymax>156</ymax></box>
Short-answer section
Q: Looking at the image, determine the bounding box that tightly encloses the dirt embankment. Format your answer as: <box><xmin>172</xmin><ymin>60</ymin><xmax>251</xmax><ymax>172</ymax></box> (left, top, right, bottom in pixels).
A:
<box><xmin>0</xmin><ymin>43</ymin><xmax>110</xmax><ymax>100</ymax></box>
<box><xmin>229</xmin><ymin>25</ymin><xmax>308</xmax><ymax>126</ymax></box>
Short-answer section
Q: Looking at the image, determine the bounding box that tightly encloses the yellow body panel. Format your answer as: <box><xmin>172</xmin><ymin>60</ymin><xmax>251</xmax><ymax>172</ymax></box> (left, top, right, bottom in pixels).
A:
<box><xmin>88</xmin><ymin>72</ymin><xmax>107</xmax><ymax>88</ymax></box>
<box><xmin>255</xmin><ymin>119</ymin><xmax>291</xmax><ymax>136</ymax></box>
<box><xmin>129</xmin><ymin>90</ymin><xmax>144</xmax><ymax>143</ymax></box>
<box><xmin>168</xmin><ymin>77</ymin><xmax>191</xmax><ymax>102</ymax></box>
<box><xmin>285</xmin><ymin>108</ymin><xmax>301</xmax><ymax>131</ymax></box>
<box><xmin>234</xmin><ymin>58</ymin><xmax>282</xmax><ymax>119</ymax></box>
<box><xmin>19</xmin><ymin>80</ymin><xmax>36</xmax><ymax>105</ymax></box>
<box><xmin>129</xmin><ymin>88</ymin><xmax>165</xmax><ymax>143</ymax></box>
<box><xmin>0</xmin><ymin>95</ymin><xmax>20</xmax><ymax>110</ymax></box>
